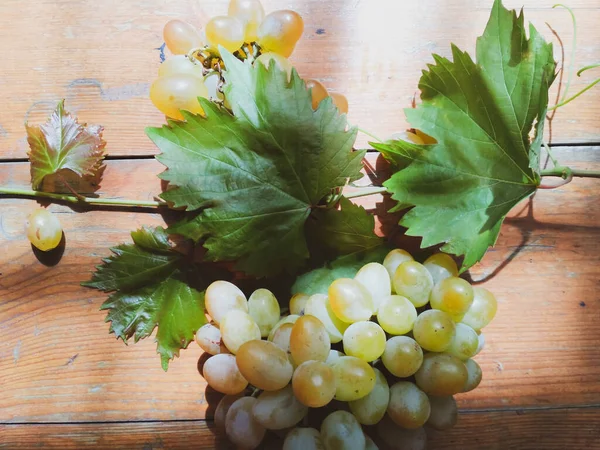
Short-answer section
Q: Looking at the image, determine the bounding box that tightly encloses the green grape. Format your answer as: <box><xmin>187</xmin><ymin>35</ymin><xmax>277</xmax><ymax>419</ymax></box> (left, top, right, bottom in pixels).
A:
<box><xmin>195</xmin><ymin>323</ymin><xmax>228</xmax><ymax>355</ymax></box>
<box><xmin>236</xmin><ymin>339</ymin><xmax>293</xmax><ymax>391</ymax></box>
<box><xmin>348</xmin><ymin>368</ymin><xmax>389</xmax><ymax>425</ymax></box>
<box><xmin>383</xmin><ymin>248</ymin><xmax>414</xmax><ymax>281</ymax></box>
<box><xmin>342</xmin><ymin>321</ymin><xmax>386</xmax><ymax>362</ymax></box>
<box><xmin>252</xmin><ymin>385</ymin><xmax>308</xmax><ymax>430</ymax></box>
<box><xmin>305</xmin><ymin>79</ymin><xmax>329</xmax><ymax>110</ymax></box>
<box><xmin>292</xmin><ymin>360</ymin><xmax>336</xmax><ymax>407</ymax></box>
<box><xmin>206</xmin><ymin>16</ymin><xmax>245</xmax><ymax>53</ymax></box>
<box><xmin>331</xmin><ymin>356</ymin><xmax>376</xmax><ymax>401</ymax></box>
<box><xmin>214</xmin><ymin>393</ymin><xmax>244</xmax><ymax>430</ymax></box>
<box><xmin>257</xmin><ymin>10</ymin><xmax>304</xmax><ymax>57</ymax></box>
<box><xmin>289</xmin><ymin>292</ymin><xmax>310</xmax><ymax>315</ymax></box>
<box><xmin>25</xmin><ymin>208</ymin><xmax>62</xmax><ymax>251</ymax></box>
<box><xmin>377</xmin><ymin>295</ymin><xmax>417</xmax><ymax>335</ymax></box>
<box><xmin>354</xmin><ymin>262</ymin><xmax>392</xmax><ymax>313</ymax></box>
<box><xmin>290</xmin><ymin>315</ymin><xmax>331</xmax><ymax>365</ymax></box>
<box><xmin>474</xmin><ymin>332</ymin><xmax>485</xmax><ymax>356</ymax></box>
<box><xmin>329</xmin><ymin>92</ymin><xmax>349</xmax><ymax>114</ymax></box>
<box><xmin>267</xmin><ymin>314</ymin><xmax>299</xmax><ymax>341</ymax></box>
<box><xmin>158</xmin><ymin>55</ymin><xmax>204</xmax><ymax>78</ymax></box>
<box><xmin>220</xmin><ymin>310</ymin><xmax>261</xmax><ymax>353</ymax></box>
<box><xmin>150</xmin><ymin>74</ymin><xmax>208</xmax><ymax>121</ymax></box>
<box><xmin>429</xmin><ymin>277</ymin><xmax>474</xmax><ymax>320</ymax></box>
<box><xmin>415</xmin><ymin>353</ymin><xmax>468</xmax><ymax>396</ymax></box>
<box><xmin>461</xmin><ymin>287</ymin><xmax>498</xmax><ymax>331</ymax></box>
<box><xmin>271</xmin><ymin>322</ymin><xmax>293</xmax><ymax>353</ymax></box>
<box><xmin>283</xmin><ymin>427</ymin><xmax>324</xmax><ymax>450</ymax></box>
<box><xmin>413</xmin><ymin>309</ymin><xmax>456</xmax><ymax>352</ymax></box>
<box><xmin>423</xmin><ymin>253</ymin><xmax>458</xmax><ymax>285</ymax></box>
<box><xmin>163</xmin><ymin>20</ymin><xmax>203</xmax><ymax>55</ymax></box>
<box><xmin>387</xmin><ymin>381</ymin><xmax>431</xmax><ymax>429</ymax></box>
<box><xmin>225</xmin><ymin>397</ymin><xmax>266</xmax><ymax>449</ymax></box>
<box><xmin>427</xmin><ymin>395</ymin><xmax>458</xmax><ymax>430</ymax></box>
<box><xmin>321</xmin><ymin>410</ymin><xmax>366</xmax><ymax>450</ymax></box>
<box><xmin>325</xmin><ymin>349</ymin><xmax>345</xmax><ymax>365</ymax></box>
<box><xmin>382</xmin><ymin>336</ymin><xmax>423</xmax><ymax>378</ymax></box>
<box><xmin>376</xmin><ymin>416</ymin><xmax>427</xmax><ymax>450</ymax></box>
<box><xmin>304</xmin><ymin>294</ymin><xmax>348</xmax><ymax>343</ymax></box>
<box><xmin>463</xmin><ymin>358</ymin><xmax>483</xmax><ymax>392</ymax></box>
<box><xmin>328</xmin><ymin>278</ymin><xmax>374</xmax><ymax>323</ymax></box>
<box><xmin>203</xmin><ymin>72</ymin><xmax>221</xmax><ymax>100</ymax></box>
<box><xmin>392</xmin><ymin>261</ymin><xmax>433</xmax><ymax>307</ymax></box>
<box><xmin>248</xmin><ymin>288</ymin><xmax>280</xmax><ymax>337</ymax></box>
<box><xmin>202</xmin><ymin>353</ymin><xmax>248</xmax><ymax>395</ymax></box>
<box><xmin>365</xmin><ymin>435</ymin><xmax>380</xmax><ymax>450</ymax></box>
<box><xmin>255</xmin><ymin>52</ymin><xmax>294</xmax><ymax>82</ymax></box>
<box><xmin>389</xmin><ymin>130</ymin><xmax>424</xmax><ymax>144</ymax></box>
<box><xmin>228</xmin><ymin>0</ymin><xmax>265</xmax><ymax>42</ymax></box>
<box><xmin>446</xmin><ymin>323</ymin><xmax>478</xmax><ymax>360</ymax></box>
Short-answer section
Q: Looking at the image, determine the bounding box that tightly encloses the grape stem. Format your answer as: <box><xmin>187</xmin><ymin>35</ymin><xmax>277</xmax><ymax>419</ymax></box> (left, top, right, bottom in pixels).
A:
<box><xmin>540</xmin><ymin>167</ymin><xmax>600</xmax><ymax>179</ymax></box>
<box><xmin>344</xmin><ymin>186</ymin><xmax>388</xmax><ymax>199</ymax></box>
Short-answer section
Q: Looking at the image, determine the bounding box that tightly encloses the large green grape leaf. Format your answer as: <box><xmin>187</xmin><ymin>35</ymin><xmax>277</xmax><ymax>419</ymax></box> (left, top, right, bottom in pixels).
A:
<box><xmin>146</xmin><ymin>52</ymin><xmax>363</xmax><ymax>277</ymax></box>
<box><xmin>372</xmin><ymin>0</ymin><xmax>556</xmax><ymax>271</ymax></box>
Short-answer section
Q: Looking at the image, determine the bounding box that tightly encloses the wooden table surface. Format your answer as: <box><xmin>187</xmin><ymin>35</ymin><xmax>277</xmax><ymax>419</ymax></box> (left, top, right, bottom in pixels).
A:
<box><xmin>1</xmin><ymin>0</ymin><xmax>599</xmax><ymax>449</ymax></box>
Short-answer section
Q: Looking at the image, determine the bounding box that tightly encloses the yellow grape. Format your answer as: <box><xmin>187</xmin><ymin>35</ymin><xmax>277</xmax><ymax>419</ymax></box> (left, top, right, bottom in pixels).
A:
<box><xmin>390</xmin><ymin>130</ymin><xmax>424</xmax><ymax>144</ymax></box>
<box><xmin>289</xmin><ymin>292</ymin><xmax>310</xmax><ymax>316</ymax></box>
<box><xmin>423</xmin><ymin>253</ymin><xmax>459</xmax><ymax>285</ymax></box>
<box><xmin>206</xmin><ymin>16</ymin><xmax>245</xmax><ymax>53</ymax></box>
<box><xmin>220</xmin><ymin>310</ymin><xmax>261</xmax><ymax>353</ymax></box>
<box><xmin>195</xmin><ymin>323</ymin><xmax>228</xmax><ymax>355</ymax></box>
<box><xmin>331</xmin><ymin>355</ymin><xmax>376</xmax><ymax>401</ymax></box>
<box><xmin>461</xmin><ymin>287</ymin><xmax>498</xmax><ymax>331</ymax></box>
<box><xmin>377</xmin><ymin>295</ymin><xmax>417</xmax><ymax>335</ymax></box>
<box><xmin>429</xmin><ymin>277</ymin><xmax>474</xmax><ymax>321</ymax></box>
<box><xmin>328</xmin><ymin>278</ymin><xmax>374</xmax><ymax>323</ymax></box>
<box><xmin>267</xmin><ymin>314</ymin><xmax>299</xmax><ymax>341</ymax></box>
<box><xmin>202</xmin><ymin>353</ymin><xmax>248</xmax><ymax>395</ymax></box>
<box><xmin>236</xmin><ymin>339</ymin><xmax>293</xmax><ymax>391</ymax></box>
<box><xmin>289</xmin><ymin>315</ymin><xmax>331</xmax><ymax>365</ymax></box>
<box><xmin>163</xmin><ymin>20</ymin><xmax>203</xmax><ymax>55</ymax></box>
<box><xmin>248</xmin><ymin>288</ymin><xmax>280</xmax><ymax>337</ymax></box>
<box><xmin>342</xmin><ymin>321</ymin><xmax>386</xmax><ymax>362</ymax></box>
<box><xmin>387</xmin><ymin>381</ymin><xmax>431</xmax><ymax>429</ymax></box>
<box><xmin>304</xmin><ymin>294</ymin><xmax>348</xmax><ymax>343</ymax></box>
<box><xmin>292</xmin><ymin>360</ymin><xmax>336</xmax><ymax>407</ymax></box>
<box><xmin>413</xmin><ymin>309</ymin><xmax>456</xmax><ymax>352</ymax></box>
<box><xmin>214</xmin><ymin>394</ymin><xmax>243</xmax><ymax>430</ymax></box>
<box><xmin>255</xmin><ymin>52</ymin><xmax>293</xmax><ymax>81</ymax></box>
<box><xmin>415</xmin><ymin>128</ymin><xmax>437</xmax><ymax>144</ymax></box>
<box><xmin>383</xmin><ymin>248</ymin><xmax>414</xmax><ymax>281</ymax></box>
<box><xmin>271</xmin><ymin>322</ymin><xmax>293</xmax><ymax>353</ymax></box>
<box><xmin>329</xmin><ymin>92</ymin><xmax>349</xmax><ymax>114</ymax></box>
<box><xmin>393</xmin><ymin>261</ymin><xmax>434</xmax><ymax>307</ymax></box>
<box><xmin>158</xmin><ymin>55</ymin><xmax>204</xmax><ymax>78</ymax></box>
<box><xmin>205</xmin><ymin>280</ymin><xmax>247</xmax><ymax>325</ymax></box>
<box><xmin>150</xmin><ymin>74</ymin><xmax>209</xmax><ymax>121</ymax></box>
<box><xmin>354</xmin><ymin>262</ymin><xmax>391</xmax><ymax>313</ymax></box>
<box><xmin>228</xmin><ymin>0</ymin><xmax>265</xmax><ymax>42</ymax></box>
<box><xmin>257</xmin><ymin>10</ymin><xmax>304</xmax><ymax>57</ymax></box>
<box><xmin>348</xmin><ymin>368</ymin><xmax>389</xmax><ymax>425</ymax></box>
<box><xmin>225</xmin><ymin>397</ymin><xmax>266</xmax><ymax>449</ymax></box>
<box><xmin>305</xmin><ymin>79</ymin><xmax>328</xmax><ymax>110</ymax></box>
<box><xmin>25</xmin><ymin>208</ymin><xmax>62</xmax><ymax>251</ymax></box>
<box><xmin>463</xmin><ymin>358</ymin><xmax>483</xmax><ymax>392</ymax></box>
<box><xmin>382</xmin><ymin>336</ymin><xmax>423</xmax><ymax>378</ymax></box>
<box><xmin>252</xmin><ymin>385</ymin><xmax>308</xmax><ymax>430</ymax></box>
<box><xmin>446</xmin><ymin>323</ymin><xmax>478</xmax><ymax>360</ymax></box>
<box><xmin>415</xmin><ymin>353</ymin><xmax>468</xmax><ymax>396</ymax></box>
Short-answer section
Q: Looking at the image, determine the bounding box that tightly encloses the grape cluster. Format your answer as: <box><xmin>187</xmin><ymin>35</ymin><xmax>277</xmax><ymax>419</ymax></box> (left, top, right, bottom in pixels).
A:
<box><xmin>197</xmin><ymin>248</ymin><xmax>497</xmax><ymax>449</ymax></box>
<box><xmin>150</xmin><ymin>0</ymin><xmax>349</xmax><ymax>121</ymax></box>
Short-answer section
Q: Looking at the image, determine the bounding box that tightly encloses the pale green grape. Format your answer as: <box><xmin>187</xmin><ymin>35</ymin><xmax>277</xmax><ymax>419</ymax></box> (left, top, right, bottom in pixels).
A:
<box><xmin>354</xmin><ymin>262</ymin><xmax>392</xmax><ymax>313</ymax></box>
<box><xmin>342</xmin><ymin>321</ymin><xmax>385</xmax><ymax>362</ymax></box>
<box><xmin>365</xmin><ymin>435</ymin><xmax>379</xmax><ymax>450</ymax></box>
<box><xmin>220</xmin><ymin>310</ymin><xmax>261</xmax><ymax>353</ymax></box>
<box><xmin>383</xmin><ymin>248</ymin><xmax>414</xmax><ymax>281</ymax></box>
<box><xmin>236</xmin><ymin>339</ymin><xmax>293</xmax><ymax>391</ymax></box>
<box><xmin>150</xmin><ymin>74</ymin><xmax>208</xmax><ymax>120</ymax></box>
<box><xmin>429</xmin><ymin>277</ymin><xmax>474</xmax><ymax>321</ymax></box>
<box><xmin>25</xmin><ymin>208</ymin><xmax>62</xmax><ymax>251</ymax></box>
<box><xmin>413</xmin><ymin>309</ymin><xmax>456</xmax><ymax>352</ymax></box>
<box><xmin>163</xmin><ymin>20</ymin><xmax>203</xmax><ymax>55</ymax></box>
<box><xmin>321</xmin><ymin>410</ymin><xmax>366</xmax><ymax>450</ymax></box>
<box><xmin>461</xmin><ymin>287</ymin><xmax>498</xmax><ymax>331</ymax></box>
<box><xmin>205</xmin><ymin>16</ymin><xmax>245</xmax><ymax>53</ymax></box>
<box><xmin>348</xmin><ymin>368</ymin><xmax>389</xmax><ymax>425</ymax></box>
<box><xmin>202</xmin><ymin>353</ymin><xmax>248</xmax><ymax>395</ymax></box>
<box><xmin>305</xmin><ymin>79</ymin><xmax>329</xmax><ymax>110</ymax></box>
<box><xmin>304</xmin><ymin>294</ymin><xmax>348</xmax><ymax>343</ymax></box>
<box><xmin>427</xmin><ymin>395</ymin><xmax>457</xmax><ymax>430</ymax></box>
<box><xmin>214</xmin><ymin>393</ymin><xmax>244</xmax><ymax>430</ymax></box>
<box><xmin>248</xmin><ymin>288</ymin><xmax>281</xmax><ymax>337</ymax></box>
<box><xmin>325</xmin><ymin>349</ymin><xmax>345</xmax><ymax>365</ymax></box>
<box><xmin>423</xmin><ymin>253</ymin><xmax>458</xmax><ymax>285</ymax></box>
<box><xmin>255</xmin><ymin>52</ymin><xmax>293</xmax><ymax>82</ymax></box>
<box><xmin>377</xmin><ymin>295</ymin><xmax>417</xmax><ymax>335</ymax></box>
<box><xmin>195</xmin><ymin>323</ymin><xmax>228</xmax><ymax>355</ymax></box>
<box><xmin>225</xmin><ymin>397</ymin><xmax>266</xmax><ymax>449</ymax></box>
<box><xmin>415</xmin><ymin>353</ymin><xmax>468</xmax><ymax>396</ymax></box>
<box><xmin>204</xmin><ymin>280</ymin><xmax>248</xmax><ymax>325</ymax></box>
<box><xmin>289</xmin><ymin>292</ymin><xmax>310</xmax><ymax>315</ymax></box>
<box><xmin>290</xmin><ymin>315</ymin><xmax>331</xmax><ymax>365</ymax></box>
<box><xmin>283</xmin><ymin>427</ymin><xmax>323</xmax><ymax>450</ymax></box>
<box><xmin>474</xmin><ymin>332</ymin><xmax>485</xmax><ymax>356</ymax></box>
<box><xmin>257</xmin><ymin>10</ymin><xmax>304</xmax><ymax>57</ymax></box>
<box><xmin>328</xmin><ymin>278</ymin><xmax>374</xmax><ymax>323</ymax></box>
<box><xmin>158</xmin><ymin>55</ymin><xmax>204</xmax><ymax>78</ymax></box>
<box><xmin>446</xmin><ymin>323</ymin><xmax>478</xmax><ymax>360</ymax></box>
<box><xmin>228</xmin><ymin>0</ymin><xmax>265</xmax><ymax>42</ymax></box>
<box><xmin>330</xmin><ymin>92</ymin><xmax>349</xmax><ymax>114</ymax></box>
<box><xmin>382</xmin><ymin>336</ymin><xmax>423</xmax><ymax>378</ymax></box>
<box><xmin>376</xmin><ymin>416</ymin><xmax>427</xmax><ymax>450</ymax></box>
<box><xmin>267</xmin><ymin>314</ymin><xmax>299</xmax><ymax>341</ymax></box>
<box><xmin>252</xmin><ymin>385</ymin><xmax>308</xmax><ymax>430</ymax></box>
<box><xmin>271</xmin><ymin>322</ymin><xmax>293</xmax><ymax>353</ymax></box>
<box><xmin>463</xmin><ymin>358</ymin><xmax>483</xmax><ymax>392</ymax></box>
<box><xmin>389</xmin><ymin>131</ymin><xmax>424</xmax><ymax>144</ymax></box>
<box><xmin>393</xmin><ymin>261</ymin><xmax>433</xmax><ymax>307</ymax></box>
<box><xmin>292</xmin><ymin>360</ymin><xmax>336</xmax><ymax>407</ymax></box>
<box><xmin>203</xmin><ymin>72</ymin><xmax>221</xmax><ymax>100</ymax></box>
<box><xmin>387</xmin><ymin>381</ymin><xmax>431</xmax><ymax>429</ymax></box>
<box><xmin>331</xmin><ymin>356</ymin><xmax>376</xmax><ymax>401</ymax></box>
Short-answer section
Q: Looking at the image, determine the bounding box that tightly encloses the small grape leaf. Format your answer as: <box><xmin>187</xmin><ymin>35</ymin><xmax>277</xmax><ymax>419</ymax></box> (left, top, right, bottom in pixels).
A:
<box><xmin>26</xmin><ymin>100</ymin><xmax>106</xmax><ymax>190</ymax></box>
<box><xmin>146</xmin><ymin>51</ymin><xmax>364</xmax><ymax>277</ymax></box>
<box><xmin>372</xmin><ymin>0</ymin><xmax>556</xmax><ymax>272</ymax></box>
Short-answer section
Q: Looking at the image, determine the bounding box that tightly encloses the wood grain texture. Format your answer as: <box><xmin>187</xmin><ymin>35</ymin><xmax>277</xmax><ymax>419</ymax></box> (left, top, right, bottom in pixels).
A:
<box><xmin>0</xmin><ymin>0</ymin><xmax>599</xmax><ymax>159</ymax></box>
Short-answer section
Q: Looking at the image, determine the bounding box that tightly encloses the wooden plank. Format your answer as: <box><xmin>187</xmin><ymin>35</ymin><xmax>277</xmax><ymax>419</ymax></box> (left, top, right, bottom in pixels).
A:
<box><xmin>0</xmin><ymin>0</ymin><xmax>599</xmax><ymax>159</ymax></box>
<box><xmin>2</xmin><ymin>408</ymin><xmax>599</xmax><ymax>449</ymax></box>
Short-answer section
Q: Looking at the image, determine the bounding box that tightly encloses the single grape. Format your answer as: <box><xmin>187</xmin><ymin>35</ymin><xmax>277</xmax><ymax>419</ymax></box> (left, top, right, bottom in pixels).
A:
<box><xmin>195</xmin><ymin>323</ymin><xmax>228</xmax><ymax>355</ymax></box>
<box><xmin>220</xmin><ymin>310</ymin><xmax>261</xmax><ymax>353</ymax></box>
<box><xmin>236</xmin><ymin>339</ymin><xmax>293</xmax><ymax>391</ymax></box>
<box><xmin>390</xmin><ymin>130</ymin><xmax>424</xmax><ymax>144</ymax></box>
<box><xmin>474</xmin><ymin>332</ymin><xmax>486</xmax><ymax>356</ymax></box>
<box><xmin>248</xmin><ymin>288</ymin><xmax>280</xmax><ymax>337</ymax></box>
<box><xmin>252</xmin><ymin>385</ymin><xmax>308</xmax><ymax>430</ymax></box>
<box><xmin>365</xmin><ymin>435</ymin><xmax>379</xmax><ymax>450</ymax></box>
<box><xmin>393</xmin><ymin>261</ymin><xmax>434</xmax><ymax>307</ymax></box>
<box><xmin>158</xmin><ymin>55</ymin><xmax>204</xmax><ymax>78</ymax></box>
<box><xmin>304</xmin><ymin>294</ymin><xmax>348</xmax><ymax>343</ymax></box>
<box><xmin>289</xmin><ymin>292</ymin><xmax>310</xmax><ymax>316</ymax></box>
<box><xmin>205</xmin><ymin>281</ymin><xmax>248</xmax><ymax>325</ymax></box>
<box><xmin>228</xmin><ymin>0</ymin><xmax>265</xmax><ymax>42</ymax></box>
<box><xmin>331</xmin><ymin>356</ymin><xmax>376</xmax><ymax>401</ymax></box>
<box><xmin>25</xmin><ymin>208</ymin><xmax>62</xmax><ymax>251</ymax></box>
<box><xmin>267</xmin><ymin>314</ymin><xmax>300</xmax><ymax>341</ymax></box>
<box><xmin>328</xmin><ymin>278</ymin><xmax>374</xmax><ymax>323</ymax></box>
<box><xmin>463</xmin><ymin>358</ymin><xmax>483</xmax><ymax>392</ymax></box>
<box><xmin>429</xmin><ymin>277</ymin><xmax>474</xmax><ymax>320</ymax></box>
<box><xmin>271</xmin><ymin>322</ymin><xmax>293</xmax><ymax>353</ymax></box>
<box><xmin>354</xmin><ymin>262</ymin><xmax>392</xmax><ymax>313</ymax></box>
<box><xmin>348</xmin><ymin>368</ymin><xmax>389</xmax><ymax>425</ymax></box>
<box><xmin>383</xmin><ymin>248</ymin><xmax>414</xmax><ymax>281</ymax></box>
<box><xmin>163</xmin><ymin>20</ymin><xmax>203</xmax><ymax>55</ymax></box>
<box><xmin>415</xmin><ymin>353</ymin><xmax>468</xmax><ymax>396</ymax></box>
<box><xmin>342</xmin><ymin>321</ymin><xmax>386</xmax><ymax>362</ymax></box>
<box><xmin>257</xmin><ymin>10</ymin><xmax>304</xmax><ymax>57</ymax></box>
<box><xmin>387</xmin><ymin>381</ymin><xmax>431</xmax><ymax>429</ymax></box>
<box><xmin>382</xmin><ymin>336</ymin><xmax>423</xmax><ymax>378</ymax></box>
<box><xmin>413</xmin><ymin>309</ymin><xmax>456</xmax><ymax>352</ymax></box>
<box><xmin>225</xmin><ymin>397</ymin><xmax>266</xmax><ymax>449</ymax></box>
<box><xmin>325</xmin><ymin>349</ymin><xmax>345</xmax><ymax>366</ymax></box>
<box><xmin>423</xmin><ymin>253</ymin><xmax>458</xmax><ymax>285</ymax></box>
<box><xmin>376</xmin><ymin>416</ymin><xmax>427</xmax><ymax>450</ymax></box>
<box><xmin>461</xmin><ymin>287</ymin><xmax>498</xmax><ymax>331</ymax></box>
<box><xmin>202</xmin><ymin>353</ymin><xmax>248</xmax><ymax>395</ymax></box>
<box><xmin>446</xmin><ymin>323</ymin><xmax>478</xmax><ymax>360</ymax></box>
<box><xmin>292</xmin><ymin>360</ymin><xmax>336</xmax><ymax>407</ymax></box>
<box><xmin>427</xmin><ymin>395</ymin><xmax>458</xmax><ymax>430</ymax></box>
<box><xmin>304</xmin><ymin>79</ymin><xmax>329</xmax><ymax>110</ymax></box>
<box><xmin>203</xmin><ymin>72</ymin><xmax>221</xmax><ymax>101</ymax></box>
<box><xmin>150</xmin><ymin>74</ymin><xmax>209</xmax><ymax>121</ymax></box>
<box><xmin>377</xmin><ymin>295</ymin><xmax>417</xmax><ymax>335</ymax></box>
<box><xmin>205</xmin><ymin>16</ymin><xmax>245</xmax><ymax>53</ymax></box>
<box><xmin>283</xmin><ymin>427</ymin><xmax>323</xmax><ymax>450</ymax></box>
<box><xmin>255</xmin><ymin>52</ymin><xmax>294</xmax><ymax>82</ymax></box>
<box><xmin>214</xmin><ymin>393</ymin><xmax>244</xmax><ymax>430</ymax></box>
<box><xmin>321</xmin><ymin>410</ymin><xmax>366</xmax><ymax>450</ymax></box>
<box><xmin>415</xmin><ymin>129</ymin><xmax>437</xmax><ymax>144</ymax></box>
<box><xmin>329</xmin><ymin>92</ymin><xmax>349</xmax><ymax>114</ymax></box>
<box><xmin>290</xmin><ymin>315</ymin><xmax>331</xmax><ymax>365</ymax></box>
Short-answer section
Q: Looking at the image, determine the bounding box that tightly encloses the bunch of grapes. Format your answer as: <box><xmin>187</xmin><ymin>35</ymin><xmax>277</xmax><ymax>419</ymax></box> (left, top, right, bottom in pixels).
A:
<box><xmin>150</xmin><ymin>0</ymin><xmax>349</xmax><ymax>121</ymax></box>
<box><xmin>197</xmin><ymin>248</ymin><xmax>497</xmax><ymax>449</ymax></box>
